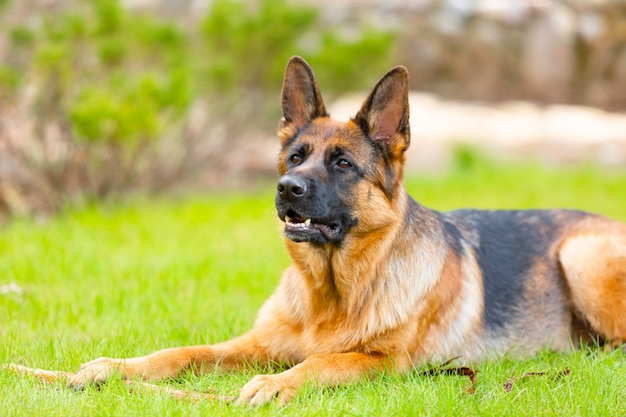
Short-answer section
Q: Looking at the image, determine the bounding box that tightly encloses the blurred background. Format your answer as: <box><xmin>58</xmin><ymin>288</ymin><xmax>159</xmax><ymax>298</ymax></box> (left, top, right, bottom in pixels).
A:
<box><xmin>0</xmin><ymin>0</ymin><xmax>625</xmax><ymax>220</ymax></box>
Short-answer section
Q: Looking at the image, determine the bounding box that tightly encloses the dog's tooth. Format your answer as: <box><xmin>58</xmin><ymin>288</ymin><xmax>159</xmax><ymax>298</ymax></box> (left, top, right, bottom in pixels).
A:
<box><xmin>285</xmin><ymin>215</ymin><xmax>292</xmax><ymax>223</ymax></box>
<box><xmin>304</xmin><ymin>219</ymin><xmax>311</xmax><ymax>226</ymax></box>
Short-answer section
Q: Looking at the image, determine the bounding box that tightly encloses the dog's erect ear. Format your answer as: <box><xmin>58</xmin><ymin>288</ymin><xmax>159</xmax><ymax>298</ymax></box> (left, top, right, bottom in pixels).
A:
<box><xmin>279</xmin><ymin>56</ymin><xmax>328</xmax><ymax>144</ymax></box>
<box><xmin>353</xmin><ymin>66</ymin><xmax>410</xmax><ymax>155</ymax></box>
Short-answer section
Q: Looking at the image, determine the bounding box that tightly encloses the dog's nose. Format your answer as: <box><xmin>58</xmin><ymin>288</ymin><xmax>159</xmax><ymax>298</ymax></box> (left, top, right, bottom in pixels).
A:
<box><xmin>277</xmin><ymin>175</ymin><xmax>307</xmax><ymax>200</ymax></box>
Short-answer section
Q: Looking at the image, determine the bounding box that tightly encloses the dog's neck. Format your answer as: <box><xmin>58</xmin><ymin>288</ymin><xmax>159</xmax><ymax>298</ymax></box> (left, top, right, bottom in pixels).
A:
<box><xmin>284</xmin><ymin>186</ymin><xmax>411</xmax><ymax>308</ymax></box>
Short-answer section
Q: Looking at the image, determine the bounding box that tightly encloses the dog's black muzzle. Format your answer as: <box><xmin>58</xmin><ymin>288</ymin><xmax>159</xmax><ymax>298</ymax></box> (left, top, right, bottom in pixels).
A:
<box><xmin>275</xmin><ymin>174</ymin><xmax>347</xmax><ymax>244</ymax></box>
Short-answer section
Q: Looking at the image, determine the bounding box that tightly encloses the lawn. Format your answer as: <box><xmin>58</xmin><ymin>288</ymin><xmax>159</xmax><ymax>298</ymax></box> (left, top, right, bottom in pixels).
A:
<box><xmin>1</xmin><ymin>157</ymin><xmax>626</xmax><ymax>416</ymax></box>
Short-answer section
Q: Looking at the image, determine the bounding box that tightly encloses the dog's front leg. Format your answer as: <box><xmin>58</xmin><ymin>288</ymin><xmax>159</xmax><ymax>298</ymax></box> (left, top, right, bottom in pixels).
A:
<box><xmin>69</xmin><ymin>332</ymin><xmax>266</xmax><ymax>388</ymax></box>
<box><xmin>236</xmin><ymin>352</ymin><xmax>408</xmax><ymax>406</ymax></box>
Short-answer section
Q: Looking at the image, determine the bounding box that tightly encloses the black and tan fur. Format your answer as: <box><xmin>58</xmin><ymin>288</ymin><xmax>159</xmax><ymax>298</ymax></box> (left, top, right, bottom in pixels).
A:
<box><xmin>12</xmin><ymin>57</ymin><xmax>626</xmax><ymax>406</ymax></box>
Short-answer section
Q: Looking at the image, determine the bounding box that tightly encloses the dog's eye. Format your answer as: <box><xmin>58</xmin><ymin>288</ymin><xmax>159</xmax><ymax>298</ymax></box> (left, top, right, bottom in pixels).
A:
<box><xmin>289</xmin><ymin>154</ymin><xmax>302</xmax><ymax>164</ymax></box>
<box><xmin>336</xmin><ymin>159</ymin><xmax>352</xmax><ymax>169</ymax></box>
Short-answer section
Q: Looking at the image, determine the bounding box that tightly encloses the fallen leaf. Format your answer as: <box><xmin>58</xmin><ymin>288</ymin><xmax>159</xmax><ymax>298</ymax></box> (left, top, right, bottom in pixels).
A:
<box><xmin>417</xmin><ymin>357</ymin><xmax>478</xmax><ymax>395</ymax></box>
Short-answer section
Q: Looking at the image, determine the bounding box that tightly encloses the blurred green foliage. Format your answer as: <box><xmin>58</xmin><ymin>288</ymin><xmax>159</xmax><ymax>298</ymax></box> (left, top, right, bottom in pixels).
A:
<box><xmin>1</xmin><ymin>0</ymin><xmax>395</xmax><ymax>144</ymax></box>
<box><xmin>0</xmin><ymin>0</ymin><xmax>395</xmax><ymax>213</ymax></box>
<box><xmin>0</xmin><ymin>66</ymin><xmax>20</xmax><ymax>100</ymax></box>
<box><xmin>200</xmin><ymin>0</ymin><xmax>395</xmax><ymax>98</ymax></box>
<box><xmin>201</xmin><ymin>0</ymin><xmax>318</xmax><ymax>93</ymax></box>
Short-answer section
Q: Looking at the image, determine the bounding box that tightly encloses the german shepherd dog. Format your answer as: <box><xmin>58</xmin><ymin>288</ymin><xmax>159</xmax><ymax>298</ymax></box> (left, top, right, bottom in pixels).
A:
<box><xmin>15</xmin><ymin>57</ymin><xmax>626</xmax><ymax>405</ymax></box>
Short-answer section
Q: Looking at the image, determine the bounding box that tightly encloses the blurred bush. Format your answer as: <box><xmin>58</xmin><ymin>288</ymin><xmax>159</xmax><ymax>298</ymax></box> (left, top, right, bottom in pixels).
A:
<box><xmin>0</xmin><ymin>0</ymin><xmax>395</xmax><ymax>219</ymax></box>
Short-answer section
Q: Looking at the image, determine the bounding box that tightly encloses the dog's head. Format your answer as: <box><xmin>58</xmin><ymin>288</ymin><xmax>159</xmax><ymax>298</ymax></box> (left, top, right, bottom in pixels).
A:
<box><xmin>275</xmin><ymin>56</ymin><xmax>410</xmax><ymax>246</ymax></box>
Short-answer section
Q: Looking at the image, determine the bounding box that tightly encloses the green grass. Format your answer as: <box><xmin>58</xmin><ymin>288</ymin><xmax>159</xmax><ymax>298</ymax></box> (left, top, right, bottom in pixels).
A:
<box><xmin>1</xmin><ymin>158</ymin><xmax>626</xmax><ymax>416</ymax></box>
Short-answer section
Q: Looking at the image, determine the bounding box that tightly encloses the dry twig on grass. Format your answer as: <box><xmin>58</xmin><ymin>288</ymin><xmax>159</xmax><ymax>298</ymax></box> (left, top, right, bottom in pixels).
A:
<box><xmin>3</xmin><ymin>363</ymin><xmax>235</xmax><ymax>403</ymax></box>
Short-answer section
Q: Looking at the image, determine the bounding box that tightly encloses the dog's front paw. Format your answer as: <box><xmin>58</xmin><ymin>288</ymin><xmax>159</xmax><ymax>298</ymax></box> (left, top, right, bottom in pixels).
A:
<box><xmin>68</xmin><ymin>357</ymin><xmax>125</xmax><ymax>389</ymax></box>
<box><xmin>235</xmin><ymin>374</ymin><xmax>298</xmax><ymax>407</ymax></box>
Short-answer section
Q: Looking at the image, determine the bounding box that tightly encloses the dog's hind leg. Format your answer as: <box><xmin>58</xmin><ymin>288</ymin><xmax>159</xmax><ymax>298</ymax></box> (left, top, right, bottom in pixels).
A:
<box><xmin>559</xmin><ymin>225</ymin><xmax>626</xmax><ymax>342</ymax></box>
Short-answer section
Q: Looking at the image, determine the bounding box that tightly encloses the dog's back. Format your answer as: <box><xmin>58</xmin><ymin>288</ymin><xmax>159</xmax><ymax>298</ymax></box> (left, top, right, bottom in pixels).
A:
<box><xmin>434</xmin><ymin>207</ymin><xmax>611</xmax><ymax>360</ymax></box>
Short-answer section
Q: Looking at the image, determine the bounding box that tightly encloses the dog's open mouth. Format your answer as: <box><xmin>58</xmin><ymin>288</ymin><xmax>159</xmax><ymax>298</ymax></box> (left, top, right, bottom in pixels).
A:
<box><xmin>284</xmin><ymin>210</ymin><xmax>341</xmax><ymax>242</ymax></box>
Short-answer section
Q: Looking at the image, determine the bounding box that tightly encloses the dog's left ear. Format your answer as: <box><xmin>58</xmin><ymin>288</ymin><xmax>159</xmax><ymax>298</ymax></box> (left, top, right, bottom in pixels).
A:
<box><xmin>279</xmin><ymin>56</ymin><xmax>328</xmax><ymax>145</ymax></box>
<box><xmin>353</xmin><ymin>66</ymin><xmax>410</xmax><ymax>156</ymax></box>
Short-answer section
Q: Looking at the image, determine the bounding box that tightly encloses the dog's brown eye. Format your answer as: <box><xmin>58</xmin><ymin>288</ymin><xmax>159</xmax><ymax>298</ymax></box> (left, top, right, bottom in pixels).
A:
<box><xmin>289</xmin><ymin>154</ymin><xmax>302</xmax><ymax>164</ymax></box>
<box><xmin>337</xmin><ymin>159</ymin><xmax>352</xmax><ymax>169</ymax></box>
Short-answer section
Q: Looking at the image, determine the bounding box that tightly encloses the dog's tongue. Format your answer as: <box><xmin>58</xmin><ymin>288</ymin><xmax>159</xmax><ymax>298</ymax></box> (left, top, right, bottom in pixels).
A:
<box><xmin>312</xmin><ymin>223</ymin><xmax>339</xmax><ymax>240</ymax></box>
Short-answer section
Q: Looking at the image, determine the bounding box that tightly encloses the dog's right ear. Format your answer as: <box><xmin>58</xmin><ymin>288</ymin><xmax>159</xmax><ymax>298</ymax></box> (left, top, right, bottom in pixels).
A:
<box><xmin>279</xmin><ymin>56</ymin><xmax>328</xmax><ymax>145</ymax></box>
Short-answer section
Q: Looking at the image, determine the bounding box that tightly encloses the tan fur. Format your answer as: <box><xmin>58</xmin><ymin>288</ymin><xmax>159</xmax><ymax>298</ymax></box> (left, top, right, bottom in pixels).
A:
<box><xmin>560</xmin><ymin>223</ymin><xmax>626</xmax><ymax>341</ymax></box>
<box><xmin>11</xmin><ymin>57</ymin><xmax>626</xmax><ymax>406</ymax></box>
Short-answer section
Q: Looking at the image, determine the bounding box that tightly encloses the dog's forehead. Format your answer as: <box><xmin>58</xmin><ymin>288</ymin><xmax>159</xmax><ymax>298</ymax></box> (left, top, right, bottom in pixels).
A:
<box><xmin>287</xmin><ymin>118</ymin><xmax>371</xmax><ymax>155</ymax></box>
